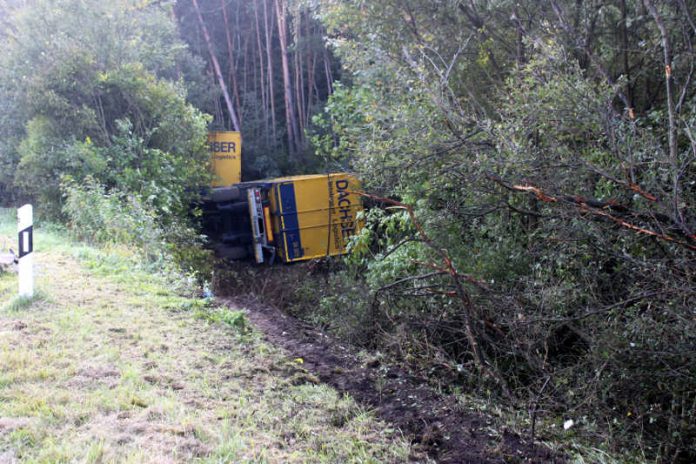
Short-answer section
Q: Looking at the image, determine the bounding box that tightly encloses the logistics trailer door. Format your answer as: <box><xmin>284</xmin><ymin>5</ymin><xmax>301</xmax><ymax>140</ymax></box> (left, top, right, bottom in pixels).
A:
<box><xmin>269</xmin><ymin>173</ymin><xmax>364</xmax><ymax>263</ymax></box>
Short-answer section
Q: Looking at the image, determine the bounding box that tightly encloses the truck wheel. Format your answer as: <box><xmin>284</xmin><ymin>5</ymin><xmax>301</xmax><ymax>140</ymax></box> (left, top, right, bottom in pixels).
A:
<box><xmin>218</xmin><ymin>201</ymin><xmax>248</xmax><ymax>214</ymax></box>
<box><xmin>210</xmin><ymin>186</ymin><xmax>242</xmax><ymax>203</ymax></box>
<box><xmin>216</xmin><ymin>245</ymin><xmax>249</xmax><ymax>261</ymax></box>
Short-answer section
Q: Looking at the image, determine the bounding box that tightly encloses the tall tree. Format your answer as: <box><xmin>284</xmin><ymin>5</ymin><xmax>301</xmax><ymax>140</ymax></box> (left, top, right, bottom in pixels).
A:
<box><xmin>262</xmin><ymin>0</ymin><xmax>278</xmax><ymax>142</ymax></box>
<box><xmin>174</xmin><ymin>0</ymin><xmax>337</xmax><ymax>172</ymax></box>
<box><xmin>191</xmin><ymin>0</ymin><xmax>241</xmax><ymax>132</ymax></box>
<box><xmin>253</xmin><ymin>0</ymin><xmax>269</xmax><ymax>140</ymax></box>
<box><xmin>275</xmin><ymin>0</ymin><xmax>301</xmax><ymax>155</ymax></box>
<box><xmin>221</xmin><ymin>0</ymin><xmax>242</xmax><ymax>124</ymax></box>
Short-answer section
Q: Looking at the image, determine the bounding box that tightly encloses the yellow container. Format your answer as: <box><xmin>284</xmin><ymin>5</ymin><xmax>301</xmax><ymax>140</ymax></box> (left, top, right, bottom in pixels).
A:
<box><xmin>269</xmin><ymin>173</ymin><xmax>364</xmax><ymax>263</ymax></box>
<box><xmin>209</xmin><ymin>131</ymin><xmax>242</xmax><ymax>187</ymax></box>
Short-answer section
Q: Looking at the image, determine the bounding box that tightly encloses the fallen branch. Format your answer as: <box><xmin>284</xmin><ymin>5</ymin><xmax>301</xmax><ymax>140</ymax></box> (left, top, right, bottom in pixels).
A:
<box><xmin>486</xmin><ymin>173</ymin><xmax>696</xmax><ymax>252</ymax></box>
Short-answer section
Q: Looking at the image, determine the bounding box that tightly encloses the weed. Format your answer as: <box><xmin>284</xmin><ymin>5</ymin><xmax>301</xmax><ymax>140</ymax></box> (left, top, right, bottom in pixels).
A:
<box><xmin>2</xmin><ymin>290</ymin><xmax>48</xmax><ymax>312</ymax></box>
<box><xmin>85</xmin><ymin>440</ymin><xmax>106</xmax><ymax>464</ymax></box>
<box><xmin>0</xmin><ymin>270</ymin><xmax>18</xmax><ymax>303</ymax></box>
<box><xmin>216</xmin><ymin>309</ymin><xmax>250</xmax><ymax>334</ymax></box>
<box><xmin>195</xmin><ymin>307</ymin><xmax>252</xmax><ymax>337</ymax></box>
<box><xmin>175</xmin><ymin>298</ymin><xmax>211</xmax><ymax>313</ymax></box>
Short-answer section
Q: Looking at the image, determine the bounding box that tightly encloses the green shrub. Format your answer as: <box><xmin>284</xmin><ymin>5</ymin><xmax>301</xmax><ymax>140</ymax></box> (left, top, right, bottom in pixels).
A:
<box><xmin>62</xmin><ymin>177</ymin><xmax>166</xmax><ymax>260</ymax></box>
<box><xmin>61</xmin><ymin>177</ymin><xmax>212</xmax><ymax>285</ymax></box>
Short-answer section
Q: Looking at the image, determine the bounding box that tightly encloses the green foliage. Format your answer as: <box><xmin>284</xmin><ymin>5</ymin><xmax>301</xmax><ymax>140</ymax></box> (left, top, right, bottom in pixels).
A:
<box><xmin>0</xmin><ymin>0</ymin><xmax>211</xmax><ymax>219</ymax></box>
<box><xmin>313</xmin><ymin>78</ymin><xmax>448</xmax><ymax>197</ymax></box>
<box><xmin>195</xmin><ymin>306</ymin><xmax>252</xmax><ymax>338</ymax></box>
<box><xmin>61</xmin><ymin>177</ymin><xmax>212</xmax><ymax>282</ymax></box>
<box><xmin>14</xmin><ymin>118</ymin><xmax>107</xmax><ymax>212</ymax></box>
<box><xmin>313</xmin><ymin>1</ymin><xmax>696</xmax><ymax>461</ymax></box>
<box><xmin>345</xmin><ymin>208</ymin><xmax>424</xmax><ymax>288</ymax></box>
<box><xmin>62</xmin><ymin>178</ymin><xmax>164</xmax><ymax>258</ymax></box>
<box><xmin>0</xmin><ymin>0</ymin><xmax>213</xmax><ymax>283</ymax></box>
<box><xmin>311</xmin><ymin>83</ymin><xmax>372</xmax><ymax>167</ymax></box>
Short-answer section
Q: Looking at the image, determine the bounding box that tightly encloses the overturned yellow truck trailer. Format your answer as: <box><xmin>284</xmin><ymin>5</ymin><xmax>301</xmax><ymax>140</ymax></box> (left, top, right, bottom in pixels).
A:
<box><xmin>204</xmin><ymin>132</ymin><xmax>364</xmax><ymax>263</ymax></box>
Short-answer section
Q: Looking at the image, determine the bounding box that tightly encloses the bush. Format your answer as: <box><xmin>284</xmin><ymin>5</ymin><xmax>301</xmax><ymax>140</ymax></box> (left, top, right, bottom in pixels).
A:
<box><xmin>311</xmin><ymin>13</ymin><xmax>696</xmax><ymax>457</ymax></box>
<box><xmin>1</xmin><ymin>0</ymin><xmax>211</xmax><ymax>220</ymax></box>
<box><xmin>62</xmin><ymin>177</ymin><xmax>212</xmax><ymax>284</ymax></box>
<box><xmin>62</xmin><ymin>178</ymin><xmax>164</xmax><ymax>257</ymax></box>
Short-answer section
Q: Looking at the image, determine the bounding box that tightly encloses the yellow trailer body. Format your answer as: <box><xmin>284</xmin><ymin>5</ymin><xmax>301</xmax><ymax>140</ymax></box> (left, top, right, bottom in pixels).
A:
<box><xmin>203</xmin><ymin>131</ymin><xmax>364</xmax><ymax>263</ymax></box>
<box><xmin>268</xmin><ymin>173</ymin><xmax>364</xmax><ymax>263</ymax></box>
<box><xmin>209</xmin><ymin>131</ymin><xmax>242</xmax><ymax>187</ymax></box>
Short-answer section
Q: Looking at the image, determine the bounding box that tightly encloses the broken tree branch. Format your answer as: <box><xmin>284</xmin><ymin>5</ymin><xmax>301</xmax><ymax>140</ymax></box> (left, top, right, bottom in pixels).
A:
<box><xmin>486</xmin><ymin>173</ymin><xmax>696</xmax><ymax>251</ymax></box>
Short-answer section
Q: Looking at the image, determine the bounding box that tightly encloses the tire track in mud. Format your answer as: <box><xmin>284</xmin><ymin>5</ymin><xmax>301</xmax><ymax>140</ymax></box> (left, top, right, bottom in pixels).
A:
<box><xmin>223</xmin><ymin>295</ymin><xmax>564</xmax><ymax>464</ymax></box>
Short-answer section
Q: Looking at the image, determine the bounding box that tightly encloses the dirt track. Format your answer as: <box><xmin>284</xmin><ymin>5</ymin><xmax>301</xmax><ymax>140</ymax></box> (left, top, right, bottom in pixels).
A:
<box><xmin>226</xmin><ymin>295</ymin><xmax>564</xmax><ymax>464</ymax></box>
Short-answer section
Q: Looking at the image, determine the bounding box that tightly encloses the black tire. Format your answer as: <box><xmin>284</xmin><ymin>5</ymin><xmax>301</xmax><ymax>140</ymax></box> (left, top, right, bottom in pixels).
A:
<box><xmin>221</xmin><ymin>232</ymin><xmax>252</xmax><ymax>246</ymax></box>
<box><xmin>218</xmin><ymin>201</ymin><xmax>248</xmax><ymax>214</ymax></box>
<box><xmin>210</xmin><ymin>186</ymin><xmax>242</xmax><ymax>203</ymax></box>
<box><xmin>215</xmin><ymin>245</ymin><xmax>249</xmax><ymax>261</ymax></box>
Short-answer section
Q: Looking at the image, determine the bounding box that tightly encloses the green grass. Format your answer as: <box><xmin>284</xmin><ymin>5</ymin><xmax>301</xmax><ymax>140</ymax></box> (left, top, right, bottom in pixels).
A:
<box><xmin>0</xmin><ymin>270</ymin><xmax>17</xmax><ymax>304</ymax></box>
<box><xmin>0</xmin><ymin>208</ymin><xmax>415</xmax><ymax>463</ymax></box>
<box><xmin>0</xmin><ymin>208</ymin><xmax>16</xmax><ymax>235</ymax></box>
<box><xmin>195</xmin><ymin>306</ymin><xmax>252</xmax><ymax>337</ymax></box>
<box><xmin>1</xmin><ymin>290</ymin><xmax>49</xmax><ymax>312</ymax></box>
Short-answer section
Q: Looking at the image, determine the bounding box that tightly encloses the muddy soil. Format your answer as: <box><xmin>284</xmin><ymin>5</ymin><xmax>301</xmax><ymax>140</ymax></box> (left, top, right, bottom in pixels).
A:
<box><xmin>222</xmin><ymin>294</ymin><xmax>564</xmax><ymax>464</ymax></box>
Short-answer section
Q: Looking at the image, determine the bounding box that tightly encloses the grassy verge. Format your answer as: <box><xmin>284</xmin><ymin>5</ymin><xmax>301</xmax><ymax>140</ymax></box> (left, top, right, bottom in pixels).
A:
<box><xmin>0</xmin><ymin>208</ymin><xmax>413</xmax><ymax>463</ymax></box>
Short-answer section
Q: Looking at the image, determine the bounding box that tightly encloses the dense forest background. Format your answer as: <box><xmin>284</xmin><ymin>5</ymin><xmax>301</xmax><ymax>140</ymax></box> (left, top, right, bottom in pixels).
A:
<box><xmin>1</xmin><ymin>0</ymin><xmax>695</xmax><ymax>462</ymax></box>
<box><xmin>174</xmin><ymin>0</ymin><xmax>340</xmax><ymax>176</ymax></box>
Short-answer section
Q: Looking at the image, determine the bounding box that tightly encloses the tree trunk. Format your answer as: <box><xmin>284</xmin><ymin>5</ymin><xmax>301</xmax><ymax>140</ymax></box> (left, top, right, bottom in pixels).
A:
<box><xmin>253</xmin><ymin>0</ymin><xmax>269</xmax><ymax>141</ymax></box>
<box><xmin>643</xmin><ymin>0</ymin><xmax>689</xmax><ymax>235</ymax></box>
<box><xmin>307</xmin><ymin>47</ymin><xmax>317</xmax><ymax>128</ymax></box>
<box><xmin>619</xmin><ymin>0</ymin><xmax>634</xmax><ymax>114</ymax></box>
<box><xmin>293</xmin><ymin>7</ymin><xmax>306</xmax><ymax>138</ymax></box>
<box><xmin>275</xmin><ymin>0</ymin><xmax>301</xmax><ymax>155</ymax></box>
<box><xmin>192</xmin><ymin>0</ymin><xmax>241</xmax><ymax>132</ymax></box>
<box><xmin>323</xmin><ymin>47</ymin><xmax>333</xmax><ymax>96</ymax></box>
<box><xmin>242</xmin><ymin>26</ymin><xmax>249</xmax><ymax>109</ymax></box>
<box><xmin>221</xmin><ymin>0</ymin><xmax>242</xmax><ymax>125</ymax></box>
<box><xmin>305</xmin><ymin>16</ymin><xmax>315</xmax><ymax>127</ymax></box>
<box><xmin>263</xmin><ymin>0</ymin><xmax>277</xmax><ymax>142</ymax></box>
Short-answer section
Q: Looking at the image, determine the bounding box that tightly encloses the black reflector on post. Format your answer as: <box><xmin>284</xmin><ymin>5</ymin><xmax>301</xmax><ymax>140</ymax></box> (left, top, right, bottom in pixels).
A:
<box><xmin>18</xmin><ymin>226</ymin><xmax>33</xmax><ymax>258</ymax></box>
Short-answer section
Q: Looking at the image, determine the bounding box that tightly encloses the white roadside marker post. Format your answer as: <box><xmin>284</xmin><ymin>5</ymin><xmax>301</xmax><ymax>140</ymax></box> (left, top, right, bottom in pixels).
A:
<box><xmin>17</xmin><ymin>204</ymin><xmax>34</xmax><ymax>298</ymax></box>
